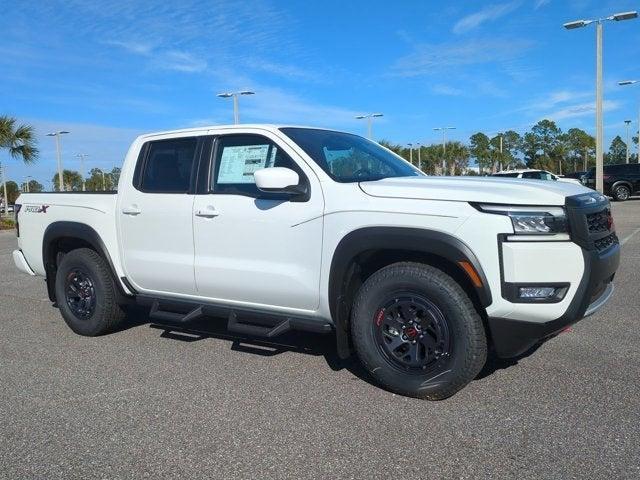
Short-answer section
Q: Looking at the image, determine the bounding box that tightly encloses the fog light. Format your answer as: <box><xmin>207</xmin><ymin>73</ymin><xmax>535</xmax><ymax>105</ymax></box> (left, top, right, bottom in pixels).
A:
<box><xmin>518</xmin><ymin>287</ymin><xmax>557</xmax><ymax>299</ymax></box>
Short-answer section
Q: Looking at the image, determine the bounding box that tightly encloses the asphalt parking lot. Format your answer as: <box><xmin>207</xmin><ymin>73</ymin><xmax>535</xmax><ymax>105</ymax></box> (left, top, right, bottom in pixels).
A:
<box><xmin>1</xmin><ymin>201</ymin><xmax>639</xmax><ymax>480</ymax></box>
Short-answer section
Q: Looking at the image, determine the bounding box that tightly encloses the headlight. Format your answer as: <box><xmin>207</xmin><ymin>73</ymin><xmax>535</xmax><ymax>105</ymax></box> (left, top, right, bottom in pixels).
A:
<box><xmin>476</xmin><ymin>204</ymin><xmax>568</xmax><ymax>235</ymax></box>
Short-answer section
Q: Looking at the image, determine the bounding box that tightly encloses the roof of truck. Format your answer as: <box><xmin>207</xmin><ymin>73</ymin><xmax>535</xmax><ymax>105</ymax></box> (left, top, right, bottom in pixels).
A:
<box><xmin>138</xmin><ymin>124</ymin><xmax>339</xmax><ymax>139</ymax></box>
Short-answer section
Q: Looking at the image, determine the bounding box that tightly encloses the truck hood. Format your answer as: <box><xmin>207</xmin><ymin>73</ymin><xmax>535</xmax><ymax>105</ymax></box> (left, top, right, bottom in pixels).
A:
<box><xmin>359</xmin><ymin>176</ymin><xmax>591</xmax><ymax>205</ymax></box>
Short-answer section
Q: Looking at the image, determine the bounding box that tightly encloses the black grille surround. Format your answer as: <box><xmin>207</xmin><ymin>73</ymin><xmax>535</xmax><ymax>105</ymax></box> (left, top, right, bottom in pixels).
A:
<box><xmin>566</xmin><ymin>193</ymin><xmax>617</xmax><ymax>252</ymax></box>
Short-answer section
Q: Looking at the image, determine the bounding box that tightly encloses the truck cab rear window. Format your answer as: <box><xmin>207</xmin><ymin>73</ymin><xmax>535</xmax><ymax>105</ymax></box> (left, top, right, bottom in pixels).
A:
<box><xmin>139</xmin><ymin>138</ymin><xmax>197</xmax><ymax>193</ymax></box>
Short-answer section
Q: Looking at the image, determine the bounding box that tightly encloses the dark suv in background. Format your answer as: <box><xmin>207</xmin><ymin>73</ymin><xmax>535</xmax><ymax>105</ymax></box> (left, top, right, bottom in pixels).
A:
<box><xmin>584</xmin><ymin>163</ymin><xmax>640</xmax><ymax>201</ymax></box>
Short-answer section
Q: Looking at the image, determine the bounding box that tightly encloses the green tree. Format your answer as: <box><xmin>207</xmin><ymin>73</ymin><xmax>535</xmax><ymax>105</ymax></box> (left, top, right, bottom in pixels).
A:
<box><xmin>52</xmin><ymin>170</ymin><xmax>83</xmax><ymax>191</ymax></box>
<box><xmin>607</xmin><ymin>136</ymin><xmax>627</xmax><ymax>165</ymax></box>
<box><xmin>565</xmin><ymin>128</ymin><xmax>595</xmax><ymax>172</ymax></box>
<box><xmin>85</xmin><ymin>168</ymin><xmax>117</xmax><ymax>191</ymax></box>
<box><xmin>0</xmin><ymin>115</ymin><xmax>38</xmax><ymax>214</ymax></box>
<box><xmin>2</xmin><ymin>181</ymin><xmax>20</xmax><ymax>204</ymax></box>
<box><xmin>443</xmin><ymin>141</ymin><xmax>469</xmax><ymax>175</ymax></box>
<box><xmin>110</xmin><ymin>167</ymin><xmax>121</xmax><ymax>189</ymax></box>
<box><xmin>26</xmin><ymin>179</ymin><xmax>44</xmax><ymax>192</ymax></box>
<box><xmin>469</xmin><ymin>133</ymin><xmax>492</xmax><ymax>174</ymax></box>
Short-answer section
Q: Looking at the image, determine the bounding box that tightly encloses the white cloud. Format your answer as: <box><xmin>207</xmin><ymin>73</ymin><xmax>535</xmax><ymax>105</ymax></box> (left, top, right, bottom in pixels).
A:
<box><xmin>156</xmin><ymin>51</ymin><xmax>207</xmax><ymax>73</ymax></box>
<box><xmin>534</xmin><ymin>0</ymin><xmax>551</xmax><ymax>10</ymax></box>
<box><xmin>104</xmin><ymin>39</ymin><xmax>154</xmax><ymax>55</ymax></box>
<box><xmin>529</xmin><ymin>90</ymin><xmax>592</xmax><ymax>110</ymax></box>
<box><xmin>453</xmin><ymin>2</ymin><xmax>522</xmax><ymax>34</ymax></box>
<box><xmin>430</xmin><ymin>84</ymin><xmax>464</xmax><ymax>96</ymax></box>
<box><xmin>239</xmin><ymin>87</ymin><xmax>362</xmax><ymax>128</ymax></box>
<box><xmin>545</xmin><ymin>100</ymin><xmax>620</xmax><ymax>120</ymax></box>
<box><xmin>392</xmin><ymin>38</ymin><xmax>533</xmax><ymax>77</ymax></box>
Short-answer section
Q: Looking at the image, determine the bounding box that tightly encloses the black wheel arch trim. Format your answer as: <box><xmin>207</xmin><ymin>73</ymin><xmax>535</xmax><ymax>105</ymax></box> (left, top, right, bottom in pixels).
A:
<box><xmin>328</xmin><ymin>227</ymin><xmax>493</xmax><ymax>358</ymax></box>
<box><xmin>42</xmin><ymin>221</ymin><xmax>133</xmax><ymax>302</ymax></box>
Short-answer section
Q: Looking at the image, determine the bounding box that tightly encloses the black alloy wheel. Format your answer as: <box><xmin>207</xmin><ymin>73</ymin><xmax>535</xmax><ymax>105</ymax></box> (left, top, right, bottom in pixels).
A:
<box><xmin>373</xmin><ymin>295</ymin><xmax>451</xmax><ymax>373</ymax></box>
<box><xmin>64</xmin><ymin>268</ymin><xmax>97</xmax><ymax>320</ymax></box>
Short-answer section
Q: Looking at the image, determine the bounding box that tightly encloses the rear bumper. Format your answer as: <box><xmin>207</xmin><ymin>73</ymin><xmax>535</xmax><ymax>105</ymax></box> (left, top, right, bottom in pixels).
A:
<box><xmin>12</xmin><ymin>249</ymin><xmax>36</xmax><ymax>276</ymax></box>
<box><xmin>488</xmin><ymin>241</ymin><xmax>620</xmax><ymax>358</ymax></box>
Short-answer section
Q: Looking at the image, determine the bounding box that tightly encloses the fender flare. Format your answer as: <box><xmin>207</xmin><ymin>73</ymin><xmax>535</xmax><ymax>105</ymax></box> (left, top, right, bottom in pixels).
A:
<box><xmin>611</xmin><ymin>180</ymin><xmax>633</xmax><ymax>193</ymax></box>
<box><xmin>328</xmin><ymin>227</ymin><xmax>492</xmax><ymax>358</ymax></box>
<box><xmin>42</xmin><ymin>221</ymin><xmax>131</xmax><ymax>301</ymax></box>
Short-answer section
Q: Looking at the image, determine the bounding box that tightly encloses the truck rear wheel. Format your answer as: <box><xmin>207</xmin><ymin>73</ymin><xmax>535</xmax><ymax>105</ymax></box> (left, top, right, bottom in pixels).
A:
<box><xmin>55</xmin><ymin>248</ymin><xmax>125</xmax><ymax>336</ymax></box>
<box><xmin>350</xmin><ymin>262</ymin><xmax>487</xmax><ymax>400</ymax></box>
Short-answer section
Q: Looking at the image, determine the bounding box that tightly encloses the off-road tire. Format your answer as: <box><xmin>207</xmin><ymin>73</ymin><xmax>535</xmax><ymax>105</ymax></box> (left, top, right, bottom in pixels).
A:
<box><xmin>55</xmin><ymin>248</ymin><xmax>125</xmax><ymax>336</ymax></box>
<box><xmin>351</xmin><ymin>262</ymin><xmax>487</xmax><ymax>400</ymax></box>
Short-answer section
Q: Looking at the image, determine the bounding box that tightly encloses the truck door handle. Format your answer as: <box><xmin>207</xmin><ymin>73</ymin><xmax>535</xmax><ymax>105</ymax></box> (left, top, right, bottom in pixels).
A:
<box><xmin>195</xmin><ymin>206</ymin><xmax>219</xmax><ymax>218</ymax></box>
<box><xmin>122</xmin><ymin>205</ymin><xmax>141</xmax><ymax>215</ymax></box>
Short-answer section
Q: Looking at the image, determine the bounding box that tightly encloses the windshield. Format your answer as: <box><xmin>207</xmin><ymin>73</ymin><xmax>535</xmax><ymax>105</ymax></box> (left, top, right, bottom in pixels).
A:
<box><xmin>280</xmin><ymin>127</ymin><xmax>422</xmax><ymax>183</ymax></box>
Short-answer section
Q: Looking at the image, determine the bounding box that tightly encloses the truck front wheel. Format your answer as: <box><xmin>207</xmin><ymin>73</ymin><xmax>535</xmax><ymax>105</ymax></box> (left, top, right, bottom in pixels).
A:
<box><xmin>55</xmin><ymin>248</ymin><xmax>125</xmax><ymax>336</ymax></box>
<box><xmin>350</xmin><ymin>262</ymin><xmax>487</xmax><ymax>400</ymax></box>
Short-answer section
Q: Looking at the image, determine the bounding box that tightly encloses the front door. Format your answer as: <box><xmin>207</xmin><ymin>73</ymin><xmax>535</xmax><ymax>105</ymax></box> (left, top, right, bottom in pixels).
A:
<box><xmin>192</xmin><ymin>133</ymin><xmax>324</xmax><ymax>312</ymax></box>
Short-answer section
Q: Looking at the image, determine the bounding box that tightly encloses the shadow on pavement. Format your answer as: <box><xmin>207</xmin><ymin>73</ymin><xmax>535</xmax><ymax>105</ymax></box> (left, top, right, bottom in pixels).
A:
<box><xmin>114</xmin><ymin>305</ymin><xmax>538</xmax><ymax>388</ymax></box>
<box><xmin>114</xmin><ymin>305</ymin><xmax>376</xmax><ymax>387</ymax></box>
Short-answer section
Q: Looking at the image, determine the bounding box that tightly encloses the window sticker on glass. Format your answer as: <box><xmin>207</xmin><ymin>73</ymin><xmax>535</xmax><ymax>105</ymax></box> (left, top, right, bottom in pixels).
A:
<box><xmin>218</xmin><ymin>144</ymin><xmax>270</xmax><ymax>184</ymax></box>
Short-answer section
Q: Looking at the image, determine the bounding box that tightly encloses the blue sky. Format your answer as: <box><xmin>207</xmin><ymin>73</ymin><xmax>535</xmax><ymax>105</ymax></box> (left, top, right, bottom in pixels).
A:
<box><xmin>2</xmin><ymin>0</ymin><xmax>640</xmax><ymax>187</ymax></box>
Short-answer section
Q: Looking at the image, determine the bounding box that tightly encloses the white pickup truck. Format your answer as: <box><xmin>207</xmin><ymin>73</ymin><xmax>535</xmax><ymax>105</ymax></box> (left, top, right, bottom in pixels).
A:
<box><xmin>12</xmin><ymin>125</ymin><xmax>620</xmax><ymax>399</ymax></box>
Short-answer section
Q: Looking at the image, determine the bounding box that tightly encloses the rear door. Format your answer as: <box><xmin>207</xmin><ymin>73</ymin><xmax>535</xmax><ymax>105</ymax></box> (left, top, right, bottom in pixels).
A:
<box><xmin>192</xmin><ymin>132</ymin><xmax>324</xmax><ymax>311</ymax></box>
<box><xmin>118</xmin><ymin>136</ymin><xmax>201</xmax><ymax>295</ymax></box>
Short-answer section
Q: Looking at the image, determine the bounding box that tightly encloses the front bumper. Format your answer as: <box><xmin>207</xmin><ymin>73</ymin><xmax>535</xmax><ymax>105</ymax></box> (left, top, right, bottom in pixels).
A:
<box><xmin>488</xmin><ymin>193</ymin><xmax>620</xmax><ymax>358</ymax></box>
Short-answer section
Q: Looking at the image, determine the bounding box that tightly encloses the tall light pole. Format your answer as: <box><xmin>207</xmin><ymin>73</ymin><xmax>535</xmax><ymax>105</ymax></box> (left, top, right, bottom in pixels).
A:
<box><xmin>564</xmin><ymin>11</ymin><xmax>638</xmax><ymax>192</ymax></box>
<box><xmin>24</xmin><ymin>176</ymin><xmax>32</xmax><ymax>193</ymax></box>
<box><xmin>76</xmin><ymin>154</ymin><xmax>88</xmax><ymax>191</ymax></box>
<box><xmin>624</xmin><ymin>120</ymin><xmax>632</xmax><ymax>163</ymax></box>
<box><xmin>355</xmin><ymin>113</ymin><xmax>383</xmax><ymax>140</ymax></box>
<box><xmin>217</xmin><ymin>91</ymin><xmax>255</xmax><ymax>124</ymax></box>
<box><xmin>407</xmin><ymin>143</ymin><xmax>413</xmax><ymax>164</ymax></box>
<box><xmin>46</xmin><ymin>130</ymin><xmax>70</xmax><ymax>191</ymax></box>
<box><xmin>433</xmin><ymin>126</ymin><xmax>456</xmax><ymax>175</ymax></box>
<box><xmin>0</xmin><ymin>163</ymin><xmax>7</xmax><ymax>217</ymax></box>
<box><xmin>619</xmin><ymin>80</ymin><xmax>640</xmax><ymax>163</ymax></box>
<box><xmin>416</xmin><ymin>143</ymin><xmax>422</xmax><ymax>171</ymax></box>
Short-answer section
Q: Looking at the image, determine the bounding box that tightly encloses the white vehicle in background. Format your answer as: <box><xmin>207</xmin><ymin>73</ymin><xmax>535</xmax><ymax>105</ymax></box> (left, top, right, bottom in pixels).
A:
<box><xmin>492</xmin><ymin>169</ymin><xmax>583</xmax><ymax>185</ymax></box>
<box><xmin>11</xmin><ymin>125</ymin><xmax>620</xmax><ymax>400</ymax></box>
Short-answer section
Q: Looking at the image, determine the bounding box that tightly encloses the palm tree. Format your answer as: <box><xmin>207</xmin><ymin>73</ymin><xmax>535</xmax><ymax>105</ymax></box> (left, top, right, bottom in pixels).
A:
<box><xmin>0</xmin><ymin>116</ymin><xmax>38</xmax><ymax>215</ymax></box>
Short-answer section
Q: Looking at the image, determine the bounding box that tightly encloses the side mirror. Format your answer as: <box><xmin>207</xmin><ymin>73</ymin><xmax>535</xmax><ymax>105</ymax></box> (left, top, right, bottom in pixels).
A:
<box><xmin>254</xmin><ymin>167</ymin><xmax>301</xmax><ymax>193</ymax></box>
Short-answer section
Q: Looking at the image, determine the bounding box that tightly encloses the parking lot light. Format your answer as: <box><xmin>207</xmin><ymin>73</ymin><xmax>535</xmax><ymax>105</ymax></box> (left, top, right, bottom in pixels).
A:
<box><xmin>618</xmin><ymin>80</ymin><xmax>640</xmax><ymax>163</ymax></box>
<box><xmin>563</xmin><ymin>11</ymin><xmax>638</xmax><ymax>192</ymax></box>
<box><xmin>217</xmin><ymin>91</ymin><xmax>255</xmax><ymax>125</ymax></box>
<box><xmin>46</xmin><ymin>131</ymin><xmax>70</xmax><ymax>191</ymax></box>
<box><xmin>355</xmin><ymin>113</ymin><xmax>383</xmax><ymax>140</ymax></box>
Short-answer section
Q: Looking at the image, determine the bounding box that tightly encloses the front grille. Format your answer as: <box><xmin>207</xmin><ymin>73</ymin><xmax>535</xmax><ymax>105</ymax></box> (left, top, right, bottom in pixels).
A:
<box><xmin>594</xmin><ymin>232</ymin><xmax>618</xmax><ymax>251</ymax></box>
<box><xmin>587</xmin><ymin>209</ymin><xmax>610</xmax><ymax>233</ymax></box>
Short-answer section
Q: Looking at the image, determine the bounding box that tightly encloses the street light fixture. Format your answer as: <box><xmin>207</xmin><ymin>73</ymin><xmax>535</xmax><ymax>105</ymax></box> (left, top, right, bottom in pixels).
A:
<box><xmin>618</xmin><ymin>80</ymin><xmax>640</xmax><ymax>163</ymax></box>
<box><xmin>355</xmin><ymin>113</ymin><xmax>383</xmax><ymax>140</ymax></box>
<box><xmin>433</xmin><ymin>126</ymin><xmax>456</xmax><ymax>175</ymax></box>
<box><xmin>415</xmin><ymin>142</ymin><xmax>422</xmax><ymax>171</ymax></box>
<box><xmin>217</xmin><ymin>91</ymin><xmax>255</xmax><ymax>124</ymax></box>
<box><xmin>563</xmin><ymin>10</ymin><xmax>638</xmax><ymax>192</ymax></box>
<box><xmin>46</xmin><ymin>130</ymin><xmax>70</xmax><ymax>191</ymax></box>
<box><xmin>407</xmin><ymin>143</ymin><xmax>413</xmax><ymax>164</ymax></box>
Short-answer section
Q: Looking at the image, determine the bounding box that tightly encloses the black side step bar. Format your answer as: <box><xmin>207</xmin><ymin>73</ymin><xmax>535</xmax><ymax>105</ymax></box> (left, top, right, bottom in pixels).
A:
<box><xmin>149</xmin><ymin>300</ymin><xmax>205</xmax><ymax>324</ymax></box>
<box><xmin>227</xmin><ymin>311</ymin><xmax>292</xmax><ymax>338</ymax></box>
<box><xmin>139</xmin><ymin>295</ymin><xmax>332</xmax><ymax>338</ymax></box>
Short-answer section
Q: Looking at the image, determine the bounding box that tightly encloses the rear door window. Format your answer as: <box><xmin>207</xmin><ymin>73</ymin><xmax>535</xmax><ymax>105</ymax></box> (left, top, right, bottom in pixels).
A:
<box><xmin>139</xmin><ymin>138</ymin><xmax>197</xmax><ymax>193</ymax></box>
